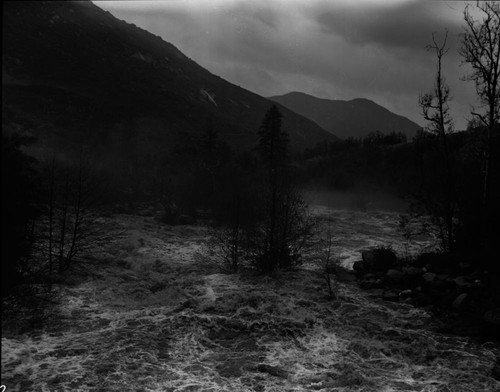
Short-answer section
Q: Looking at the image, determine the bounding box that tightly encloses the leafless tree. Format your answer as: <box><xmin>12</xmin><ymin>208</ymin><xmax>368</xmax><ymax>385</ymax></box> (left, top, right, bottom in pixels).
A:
<box><xmin>459</xmin><ymin>1</ymin><xmax>500</xmax><ymax>210</ymax></box>
<box><xmin>37</xmin><ymin>154</ymin><xmax>113</xmax><ymax>276</ymax></box>
<box><xmin>418</xmin><ymin>31</ymin><xmax>457</xmax><ymax>252</ymax></box>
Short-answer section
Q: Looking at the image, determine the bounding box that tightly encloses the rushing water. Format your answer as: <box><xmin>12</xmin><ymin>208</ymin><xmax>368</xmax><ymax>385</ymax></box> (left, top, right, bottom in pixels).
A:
<box><xmin>1</xmin><ymin>212</ymin><xmax>498</xmax><ymax>392</ymax></box>
<box><xmin>309</xmin><ymin>205</ymin><xmax>439</xmax><ymax>269</ymax></box>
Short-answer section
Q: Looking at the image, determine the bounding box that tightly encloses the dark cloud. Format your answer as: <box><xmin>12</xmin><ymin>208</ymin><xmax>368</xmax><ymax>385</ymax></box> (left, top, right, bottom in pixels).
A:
<box><xmin>96</xmin><ymin>1</ymin><xmax>478</xmax><ymax>129</ymax></box>
<box><xmin>314</xmin><ymin>1</ymin><xmax>464</xmax><ymax>52</ymax></box>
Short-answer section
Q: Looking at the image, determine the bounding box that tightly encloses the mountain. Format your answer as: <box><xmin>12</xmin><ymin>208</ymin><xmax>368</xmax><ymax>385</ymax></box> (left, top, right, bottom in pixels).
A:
<box><xmin>2</xmin><ymin>1</ymin><xmax>335</xmax><ymax>159</ymax></box>
<box><xmin>269</xmin><ymin>92</ymin><xmax>421</xmax><ymax>140</ymax></box>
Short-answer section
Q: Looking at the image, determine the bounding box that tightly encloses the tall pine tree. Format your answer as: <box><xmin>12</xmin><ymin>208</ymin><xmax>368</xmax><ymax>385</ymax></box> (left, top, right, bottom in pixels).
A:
<box><xmin>257</xmin><ymin>105</ymin><xmax>306</xmax><ymax>272</ymax></box>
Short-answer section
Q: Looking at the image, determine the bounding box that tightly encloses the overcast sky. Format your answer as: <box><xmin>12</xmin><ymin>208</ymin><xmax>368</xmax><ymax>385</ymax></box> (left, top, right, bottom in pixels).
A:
<box><xmin>95</xmin><ymin>0</ymin><xmax>483</xmax><ymax>130</ymax></box>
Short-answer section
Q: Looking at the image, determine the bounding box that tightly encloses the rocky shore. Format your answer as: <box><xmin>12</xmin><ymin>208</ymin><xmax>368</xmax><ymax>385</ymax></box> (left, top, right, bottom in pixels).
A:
<box><xmin>352</xmin><ymin>248</ymin><xmax>500</xmax><ymax>341</ymax></box>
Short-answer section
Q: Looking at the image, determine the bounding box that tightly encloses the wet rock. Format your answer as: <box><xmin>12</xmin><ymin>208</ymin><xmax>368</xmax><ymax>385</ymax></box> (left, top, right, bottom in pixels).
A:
<box><xmin>386</xmin><ymin>269</ymin><xmax>404</xmax><ymax>283</ymax></box>
<box><xmin>422</xmin><ymin>276</ymin><xmax>455</xmax><ymax>303</ymax></box>
<box><xmin>352</xmin><ymin>260</ymin><xmax>367</xmax><ymax>276</ymax></box>
<box><xmin>483</xmin><ymin>308</ymin><xmax>500</xmax><ymax>336</ymax></box>
<box><xmin>177</xmin><ymin>214</ymin><xmax>196</xmax><ymax>225</ymax></box>
<box><xmin>257</xmin><ymin>364</ymin><xmax>288</xmax><ymax>378</ymax></box>
<box><xmin>361</xmin><ymin>248</ymin><xmax>397</xmax><ymax>272</ymax></box>
<box><xmin>414</xmin><ymin>252</ymin><xmax>440</xmax><ymax>267</ymax></box>
<box><xmin>399</xmin><ymin>289</ymin><xmax>413</xmax><ymax>299</ymax></box>
<box><xmin>436</xmin><ymin>274</ymin><xmax>450</xmax><ymax>281</ymax></box>
<box><xmin>402</xmin><ymin>266</ymin><xmax>422</xmax><ymax>277</ymax></box>
<box><xmin>453</xmin><ymin>276</ymin><xmax>474</xmax><ymax>290</ymax></box>
<box><xmin>413</xmin><ymin>292</ymin><xmax>433</xmax><ymax>307</ymax></box>
<box><xmin>424</xmin><ymin>282</ymin><xmax>454</xmax><ymax>304</ymax></box>
<box><xmin>175</xmin><ymin>298</ymin><xmax>198</xmax><ymax>311</ymax></box>
<box><xmin>422</xmin><ymin>272</ymin><xmax>436</xmax><ymax>283</ymax></box>
<box><xmin>382</xmin><ymin>290</ymin><xmax>399</xmax><ymax>302</ymax></box>
<box><xmin>452</xmin><ymin>293</ymin><xmax>468</xmax><ymax>310</ymax></box>
<box><xmin>415</xmin><ymin>252</ymin><xmax>454</xmax><ymax>274</ymax></box>
<box><xmin>445</xmin><ymin>321</ymin><xmax>483</xmax><ymax>337</ymax></box>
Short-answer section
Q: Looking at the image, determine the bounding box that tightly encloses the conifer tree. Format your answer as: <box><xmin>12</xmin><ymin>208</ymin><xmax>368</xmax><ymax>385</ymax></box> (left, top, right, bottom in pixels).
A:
<box><xmin>256</xmin><ymin>105</ymin><xmax>309</xmax><ymax>271</ymax></box>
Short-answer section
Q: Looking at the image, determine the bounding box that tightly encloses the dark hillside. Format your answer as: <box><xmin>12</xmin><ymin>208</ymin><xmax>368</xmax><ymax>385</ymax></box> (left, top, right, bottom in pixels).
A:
<box><xmin>270</xmin><ymin>92</ymin><xmax>421</xmax><ymax>140</ymax></box>
<box><xmin>2</xmin><ymin>1</ymin><xmax>335</xmax><ymax>160</ymax></box>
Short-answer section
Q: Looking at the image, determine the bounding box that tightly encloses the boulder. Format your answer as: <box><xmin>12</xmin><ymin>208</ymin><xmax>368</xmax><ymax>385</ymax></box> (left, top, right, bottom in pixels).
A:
<box><xmin>452</xmin><ymin>293</ymin><xmax>468</xmax><ymax>310</ymax></box>
<box><xmin>382</xmin><ymin>290</ymin><xmax>399</xmax><ymax>302</ymax></box>
<box><xmin>413</xmin><ymin>292</ymin><xmax>433</xmax><ymax>306</ymax></box>
<box><xmin>402</xmin><ymin>266</ymin><xmax>422</xmax><ymax>277</ymax></box>
<box><xmin>422</xmin><ymin>278</ymin><xmax>455</xmax><ymax>304</ymax></box>
<box><xmin>415</xmin><ymin>252</ymin><xmax>454</xmax><ymax>274</ymax></box>
<box><xmin>414</xmin><ymin>252</ymin><xmax>440</xmax><ymax>268</ymax></box>
<box><xmin>361</xmin><ymin>248</ymin><xmax>397</xmax><ymax>272</ymax></box>
<box><xmin>483</xmin><ymin>308</ymin><xmax>500</xmax><ymax>328</ymax></box>
<box><xmin>436</xmin><ymin>274</ymin><xmax>450</xmax><ymax>281</ymax></box>
<box><xmin>453</xmin><ymin>276</ymin><xmax>474</xmax><ymax>290</ymax></box>
<box><xmin>482</xmin><ymin>309</ymin><xmax>500</xmax><ymax>340</ymax></box>
<box><xmin>352</xmin><ymin>260</ymin><xmax>367</xmax><ymax>277</ymax></box>
<box><xmin>386</xmin><ymin>269</ymin><xmax>405</xmax><ymax>283</ymax></box>
<box><xmin>399</xmin><ymin>289</ymin><xmax>413</xmax><ymax>299</ymax></box>
<box><xmin>422</xmin><ymin>272</ymin><xmax>437</xmax><ymax>283</ymax></box>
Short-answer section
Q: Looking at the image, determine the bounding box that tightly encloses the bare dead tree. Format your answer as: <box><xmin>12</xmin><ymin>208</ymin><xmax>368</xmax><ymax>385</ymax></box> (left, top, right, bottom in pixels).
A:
<box><xmin>419</xmin><ymin>31</ymin><xmax>453</xmax><ymax>140</ymax></box>
<box><xmin>418</xmin><ymin>31</ymin><xmax>457</xmax><ymax>252</ymax></box>
<box><xmin>459</xmin><ymin>1</ymin><xmax>500</xmax><ymax>210</ymax></box>
<box><xmin>36</xmin><ymin>154</ymin><xmax>113</xmax><ymax>275</ymax></box>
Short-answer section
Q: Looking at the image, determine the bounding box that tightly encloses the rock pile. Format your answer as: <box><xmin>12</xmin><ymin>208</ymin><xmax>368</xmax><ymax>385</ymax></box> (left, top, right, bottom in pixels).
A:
<box><xmin>353</xmin><ymin>248</ymin><xmax>500</xmax><ymax>340</ymax></box>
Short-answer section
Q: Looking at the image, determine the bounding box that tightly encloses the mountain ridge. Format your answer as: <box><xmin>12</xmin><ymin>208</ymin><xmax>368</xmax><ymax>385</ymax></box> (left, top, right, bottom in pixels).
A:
<box><xmin>269</xmin><ymin>91</ymin><xmax>421</xmax><ymax>140</ymax></box>
<box><xmin>2</xmin><ymin>1</ymin><xmax>336</xmax><ymax>156</ymax></box>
